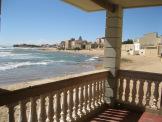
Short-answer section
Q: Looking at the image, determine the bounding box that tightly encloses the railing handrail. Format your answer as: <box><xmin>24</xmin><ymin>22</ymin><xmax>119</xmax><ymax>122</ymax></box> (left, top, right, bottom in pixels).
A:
<box><xmin>118</xmin><ymin>70</ymin><xmax>162</xmax><ymax>81</ymax></box>
<box><xmin>0</xmin><ymin>69</ymin><xmax>109</xmax><ymax>106</ymax></box>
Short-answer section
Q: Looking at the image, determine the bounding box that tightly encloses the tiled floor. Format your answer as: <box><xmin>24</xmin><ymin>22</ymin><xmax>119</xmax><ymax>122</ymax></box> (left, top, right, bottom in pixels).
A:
<box><xmin>138</xmin><ymin>112</ymin><xmax>162</xmax><ymax>122</ymax></box>
<box><xmin>89</xmin><ymin>108</ymin><xmax>143</xmax><ymax>122</ymax></box>
<box><xmin>89</xmin><ymin>107</ymin><xmax>162</xmax><ymax>122</ymax></box>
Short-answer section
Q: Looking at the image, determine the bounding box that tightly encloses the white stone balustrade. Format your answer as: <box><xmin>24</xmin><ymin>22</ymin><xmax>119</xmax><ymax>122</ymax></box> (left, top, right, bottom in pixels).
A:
<box><xmin>0</xmin><ymin>70</ymin><xmax>108</xmax><ymax>122</ymax></box>
<box><xmin>116</xmin><ymin>70</ymin><xmax>162</xmax><ymax>112</ymax></box>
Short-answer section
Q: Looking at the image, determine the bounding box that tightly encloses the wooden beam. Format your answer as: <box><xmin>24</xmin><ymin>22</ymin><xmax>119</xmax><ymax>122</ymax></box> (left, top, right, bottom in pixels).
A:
<box><xmin>91</xmin><ymin>0</ymin><xmax>116</xmax><ymax>12</ymax></box>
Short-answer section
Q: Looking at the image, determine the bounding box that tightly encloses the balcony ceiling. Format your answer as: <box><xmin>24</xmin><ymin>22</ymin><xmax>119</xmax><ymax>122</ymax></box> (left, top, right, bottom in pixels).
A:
<box><xmin>63</xmin><ymin>0</ymin><xmax>162</xmax><ymax>12</ymax></box>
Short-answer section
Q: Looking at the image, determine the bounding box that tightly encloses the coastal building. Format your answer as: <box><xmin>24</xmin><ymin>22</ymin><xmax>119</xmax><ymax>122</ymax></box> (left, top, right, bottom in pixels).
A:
<box><xmin>138</xmin><ymin>32</ymin><xmax>161</xmax><ymax>56</ymax></box>
<box><xmin>122</xmin><ymin>44</ymin><xmax>134</xmax><ymax>55</ymax></box>
<box><xmin>96</xmin><ymin>38</ymin><xmax>104</xmax><ymax>48</ymax></box>
<box><xmin>122</xmin><ymin>44</ymin><xmax>138</xmax><ymax>55</ymax></box>
<box><xmin>41</xmin><ymin>44</ymin><xmax>50</xmax><ymax>48</ymax></box>
<box><xmin>85</xmin><ymin>42</ymin><xmax>92</xmax><ymax>50</ymax></box>
<box><xmin>122</xmin><ymin>39</ymin><xmax>140</xmax><ymax>55</ymax></box>
<box><xmin>65</xmin><ymin>40</ymin><xmax>71</xmax><ymax>50</ymax></box>
<box><xmin>139</xmin><ymin>32</ymin><xmax>160</xmax><ymax>48</ymax></box>
<box><xmin>59</xmin><ymin>41</ymin><xmax>65</xmax><ymax>49</ymax></box>
<box><xmin>160</xmin><ymin>36</ymin><xmax>162</xmax><ymax>44</ymax></box>
<box><xmin>81</xmin><ymin>40</ymin><xmax>88</xmax><ymax>49</ymax></box>
<box><xmin>158</xmin><ymin>45</ymin><xmax>162</xmax><ymax>56</ymax></box>
<box><xmin>71</xmin><ymin>40</ymin><xmax>82</xmax><ymax>50</ymax></box>
<box><xmin>65</xmin><ymin>38</ymin><xmax>75</xmax><ymax>50</ymax></box>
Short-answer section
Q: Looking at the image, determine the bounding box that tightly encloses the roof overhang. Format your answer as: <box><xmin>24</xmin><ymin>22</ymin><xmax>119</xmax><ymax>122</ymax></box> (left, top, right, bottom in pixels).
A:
<box><xmin>63</xmin><ymin>0</ymin><xmax>162</xmax><ymax>12</ymax></box>
<box><xmin>63</xmin><ymin>0</ymin><xmax>105</xmax><ymax>12</ymax></box>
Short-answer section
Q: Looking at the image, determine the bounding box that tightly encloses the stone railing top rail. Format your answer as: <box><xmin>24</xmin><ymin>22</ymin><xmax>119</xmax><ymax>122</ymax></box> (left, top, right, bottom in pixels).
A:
<box><xmin>118</xmin><ymin>70</ymin><xmax>162</xmax><ymax>81</ymax></box>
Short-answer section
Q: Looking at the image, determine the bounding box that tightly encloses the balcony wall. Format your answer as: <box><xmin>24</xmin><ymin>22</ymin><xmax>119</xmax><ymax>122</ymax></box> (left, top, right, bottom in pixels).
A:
<box><xmin>116</xmin><ymin>70</ymin><xmax>162</xmax><ymax>113</ymax></box>
<box><xmin>0</xmin><ymin>69</ymin><xmax>109</xmax><ymax>122</ymax></box>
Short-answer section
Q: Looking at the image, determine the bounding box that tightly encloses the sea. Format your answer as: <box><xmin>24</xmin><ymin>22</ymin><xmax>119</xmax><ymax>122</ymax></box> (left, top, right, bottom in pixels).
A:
<box><xmin>0</xmin><ymin>46</ymin><xmax>102</xmax><ymax>86</ymax></box>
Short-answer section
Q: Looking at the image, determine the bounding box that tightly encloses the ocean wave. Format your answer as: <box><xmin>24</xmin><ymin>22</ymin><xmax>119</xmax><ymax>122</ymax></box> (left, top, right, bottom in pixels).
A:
<box><xmin>85</xmin><ymin>56</ymin><xmax>99</xmax><ymax>61</ymax></box>
<box><xmin>0</xmin><ymin>61</ymin><xmax>52</xmax><ymax>71</ymax></box>
<box><xmin>0</xmin><ymin>60</ymin><xmax>70</xmax><ymax>71</ymax></box>
<box><xmin>0</xmin><ymin>52</ymin><xmax>32</xmax><ymax>58</ymax></box>
<box><xmin>0</xmin><ymin>52</ymin><xmax>15</xmax><ymax>57</ymax></box>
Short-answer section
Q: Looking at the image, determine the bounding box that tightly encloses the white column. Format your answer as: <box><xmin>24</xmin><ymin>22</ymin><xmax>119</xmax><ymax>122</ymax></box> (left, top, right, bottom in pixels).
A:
<box><xmin>104</xmin><ymin>6</ymin><xmax>123</xmax><ymax>104</ymax></box>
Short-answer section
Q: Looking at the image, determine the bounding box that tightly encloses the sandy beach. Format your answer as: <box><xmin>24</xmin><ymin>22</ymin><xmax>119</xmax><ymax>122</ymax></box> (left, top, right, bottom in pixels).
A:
<box><xmin>39</xmin><ymin>48</ymin><xmax>104</xmax><ymax>57</ymax></box>
<box><xmin>121</xmin><ymin>55</ymin><xmax>162</xmax><ymax>73</ymax></box>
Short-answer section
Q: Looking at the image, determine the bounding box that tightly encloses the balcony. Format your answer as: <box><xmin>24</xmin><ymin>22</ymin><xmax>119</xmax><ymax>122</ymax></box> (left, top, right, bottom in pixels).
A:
<box><xmin>0</xmin><ymin>69</ymin><xmax>162</xmax><ymax>122</ymax></box>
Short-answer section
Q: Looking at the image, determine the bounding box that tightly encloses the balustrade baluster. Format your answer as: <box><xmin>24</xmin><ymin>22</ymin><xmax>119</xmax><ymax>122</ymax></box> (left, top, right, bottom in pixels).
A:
<box><xmin>128</xmin><ymin>80</ymin><xmax>133</xmax><ymax>103</ymax></box>
<box><xmin>83</xmin><ymin>84</ymin><xmax>88</xmax><ymax>115</ymax></box>
<box><xmin>116</xmin><ymin>79</ymin><xmax>120</xmax><ymax>100</ymax></box>
<box><xmin>95</xmin><ymin>81</ymin><xmax>99</xmax><ymax>107</ymax></box>
<box><xmin>131</xmin><ymin>79</ymin><xmax>137</xmax><ymax>104</ymax></box>
<box><xmin>91</xmin><ymin>82</ymin><xmax>95</xmax><ymax>110</ymax></box>
<box><xmin>98</xmin><ymin>81</ymin><xmax>102</xmax><ymax>106</ymax></box>
<box><xmin>101</xmin><ymin>80</ymin><xmax>105</xmax><ymax>103</ymax></box>
<box><xmin>94</xmin><ymin>81</ymin><xmax>97</xmax><ymax>108</ymax></box>
<box><xmin>46</xmin><ymin>93</ymin><xmax>54</xmax><ymax>122</ymax></box>
<box><xmin>98</xmin><ymin>81</ymin><xmax>101</xmax><ymax>105</ymax></box>
<box><xmin>54</xmin><ymin>92</ymin><xmax>61</xmax><ymax>122</ymax></box>
<box><xmin>135</xmin><ymin>80</ymin><xmax>140</xmax><ymax>105</ymax></box>
<box><xmin>149</xmin><ymin>81</ymin><xmax>156</xmax><ymax>109</ymax></box>
<box><xmin>125</xmin><ymin>78</ymin><xmax>130</xmax><ymax>102</ymax></box>
<box><xmin>19</xmin><ymin>100</ymin><xmax>27</xmax><ymax>122</ymax></box>
<box><xmin>73</xmin><ymin>87</ymin><xmax>79</xmax><ymax>120</ymax></box>
<box><xmin>78</xmin><ymin>85</ymin><xmax>84</xmax><ymax>117</ymax></box>
<box><xmin>67</xmin><ymin>88</ymin><xmax>74</xmax><ymax>122</ymax></box>
<box><xmin>138</xmin><ymin>80</ymin><xmax>144</xmax><ymax>106</ymax></box>
<box><xmin>8</xmin><ymin>104</ymin><xmax>15</xmax><ymax>122</ymax></box>
<box><xmin>119</xmin><ymin>77</ymin><xmax>124</xmax><ymax>101</ymax></box>
<box><xmin>142</xmin><ymin>81</ymin><xmax>148</xmax><ymax>106</ymax></box>
<box><xmin>146</xmin><ymin>81</ymin><xmax>151</xmax><ymax>107</ymax></box>
<box><xmin>157</xmin><ymin>82</ymin><xmax>162</xmax><ymax>109</ymax></box>
<box><xmin>60</xmin><ymin>90</ymin><xmax>67</xmax><ymax>122</ymax></box>
<box><xmin>153</xmin><ymin>81</ymin><xmax>159</xmax><ymax>109</ymax></box>
<box><xmin>38</xmin><ymin>95</ymin><xmax>46</xmax><ymax>122</ymax></box>
<box><xmin>122</xmin><ymin>79</ymin><xmax>126</xmax><ymax>101</ymax></box>
<box><xmin>29</xmin><ymin>97</ymin><xmax>38</xmax><ymax>122</ymax></box>
<box><xmin>88</xmin><ymin>83</ymin><xmax>92</xmax><ymax>112</ymax></box>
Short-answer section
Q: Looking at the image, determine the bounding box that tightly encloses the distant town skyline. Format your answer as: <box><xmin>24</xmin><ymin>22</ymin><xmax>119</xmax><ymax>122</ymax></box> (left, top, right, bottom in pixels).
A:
<box><xmin>0</xmin><ymin>0</ymin><xmax>162</xmax><ymax>46</ymax></box>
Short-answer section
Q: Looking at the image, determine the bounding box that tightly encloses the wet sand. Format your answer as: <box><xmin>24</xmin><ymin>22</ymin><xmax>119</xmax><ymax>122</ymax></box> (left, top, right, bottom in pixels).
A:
<box><xmin>39</xmin><ymin>48</ymin><xmax>104</xmax><ymax>57</ymax></box>
<box><xmin>121</xmin><ymin>55</ymin><xmax>162</xmax><ymax>74</ymax></box>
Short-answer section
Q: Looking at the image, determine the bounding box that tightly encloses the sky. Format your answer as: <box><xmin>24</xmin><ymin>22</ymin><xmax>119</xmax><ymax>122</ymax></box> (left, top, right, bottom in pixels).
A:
<box><xmin>0</xmin><ymin>0</ymin><xmax>162</xmax><ymax>46</ymax></box>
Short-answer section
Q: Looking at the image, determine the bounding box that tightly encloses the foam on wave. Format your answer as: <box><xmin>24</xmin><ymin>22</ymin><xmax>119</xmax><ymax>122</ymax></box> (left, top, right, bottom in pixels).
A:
<box><xmin>0</xmin><ymin>60</ymin><xmax>69</xmax><ymax>71</ymax></box>
<box><xmin>85</xmin><ymin>56</ymin><xmax>99</xmax><ymax>61</ymax></box>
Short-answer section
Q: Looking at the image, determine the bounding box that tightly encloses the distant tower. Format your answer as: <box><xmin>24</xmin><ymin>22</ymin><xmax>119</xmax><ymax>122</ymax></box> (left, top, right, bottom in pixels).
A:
<box><xmin>78</xmin><ymin>36</ymin><xmax>83</xmax><ymax>41</ymax></box>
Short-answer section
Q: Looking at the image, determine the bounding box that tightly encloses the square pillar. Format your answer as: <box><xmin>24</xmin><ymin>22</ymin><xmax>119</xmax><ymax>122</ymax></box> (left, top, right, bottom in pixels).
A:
<box><xmin>104</xmin><ymin>6</ymin><xmax>123</xmax><ymax>104</ymax></box>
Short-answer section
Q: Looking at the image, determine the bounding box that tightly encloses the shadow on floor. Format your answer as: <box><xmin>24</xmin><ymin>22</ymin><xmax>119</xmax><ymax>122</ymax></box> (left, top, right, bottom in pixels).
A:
<box><xmin>89</xmin><ymin>108</ymin><xmax>143</xmax><ymax>122</ymax></box>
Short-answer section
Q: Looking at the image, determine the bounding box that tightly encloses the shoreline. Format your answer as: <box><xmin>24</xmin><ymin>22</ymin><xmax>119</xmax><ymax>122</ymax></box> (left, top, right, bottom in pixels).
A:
<box><xmin>38</xmin><ymin>48</ymin><xmax>104</xmax><ymax>57</ymax></box>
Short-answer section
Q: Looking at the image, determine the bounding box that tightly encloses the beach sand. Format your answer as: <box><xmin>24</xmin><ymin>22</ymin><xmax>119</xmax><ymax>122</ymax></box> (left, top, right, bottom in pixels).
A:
<box><xmin>120</xmin><ymin>55</ymin><xmax>162</xmax><ymax>74</ymax></box>
<box><xmin>39</xmin><ymin>48</ymin><xmax>104</xmax><ymax>57</ymax></box>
